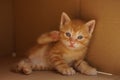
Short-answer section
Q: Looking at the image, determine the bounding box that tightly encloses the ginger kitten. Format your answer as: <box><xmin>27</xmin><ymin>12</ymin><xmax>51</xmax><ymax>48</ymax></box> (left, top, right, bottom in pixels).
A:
<box><xmin>15</xmin><ymin>12</ymin><xmax>97</xmax><ymax>76</ymax></box>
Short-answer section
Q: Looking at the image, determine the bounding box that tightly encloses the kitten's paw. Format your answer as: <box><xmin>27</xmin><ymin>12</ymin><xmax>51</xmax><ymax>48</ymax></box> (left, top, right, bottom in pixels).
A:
<box><xmin>57</xmin><ymin>67</ymin><xmax>76</xmax><ymax>76</ymax></box>
<box><xmin>37</xmin><ymin>31</ymin><xmax>59</xmax><ymax>44</ymax></box>
<box><xmin>83</xmin><ymin>68</ymin><xmax>97</xmax><ymax>76</ymax></box>
<box><xmin>50</xmin><ymin>31</ymin><xmax>59</xmax><ymax>41</ymax></box>
<box><xmin>22</xmin><ymin>68</ymin><xmax>32</xmax><ymax>75</ymax></box>
<box><xmin>15</xmin><ymin>60</ymin><xmax>32</xmax><ymax>75</ymax></box>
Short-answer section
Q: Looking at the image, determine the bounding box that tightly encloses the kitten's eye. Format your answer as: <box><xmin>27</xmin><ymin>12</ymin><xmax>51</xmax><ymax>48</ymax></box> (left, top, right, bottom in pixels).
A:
<box><xmin>65</xmin><ymin>32</ymin><xmax>71</xmax><ymax>37</ymax></box>
<box><xmin>77</xmin><ymin>35</ymin><xmax>83</xmax><ymax>40</ymax></box>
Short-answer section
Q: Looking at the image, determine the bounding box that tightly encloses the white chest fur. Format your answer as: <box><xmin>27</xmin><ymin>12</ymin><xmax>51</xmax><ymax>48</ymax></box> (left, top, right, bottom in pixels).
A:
<box><xmin>63</xmin><ymin>51</ymin><xmax>83</xmax><ymax>64</ymax></box>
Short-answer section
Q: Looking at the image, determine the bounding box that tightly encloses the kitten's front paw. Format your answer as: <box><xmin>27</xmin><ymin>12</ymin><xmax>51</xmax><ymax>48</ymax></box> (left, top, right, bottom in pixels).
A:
<box><xmin>83</xmin><ymin>68</ymin><xmax>97</xmax><ymax>76</ymax></box>
<box><xmin>50</xmin><ymin>31</ymin><xmax>59</xmax><ymax>41</ymax></box>
<box><xmin>57</xmin><ymin>67</ymin><xmax>76</xmax><ymax>76</ymax></box>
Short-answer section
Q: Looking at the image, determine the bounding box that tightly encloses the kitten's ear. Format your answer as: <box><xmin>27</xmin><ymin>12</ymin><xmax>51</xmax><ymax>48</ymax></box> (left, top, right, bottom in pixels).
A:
<box><xmin>60</xmin><ymin>12</ymin><xmax>71</xmax><ymax>28</ymax></box>
<box><xmin>85</xmin><ymin>20</ymin><xmax>96</xmax><ymax>35</ymax></box>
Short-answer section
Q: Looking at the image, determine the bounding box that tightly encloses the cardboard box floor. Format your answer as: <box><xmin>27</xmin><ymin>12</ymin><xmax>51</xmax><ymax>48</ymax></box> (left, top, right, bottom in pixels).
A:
<box><xmin>1</xmin><ymin>56</ymin><xmax>120</xmax><ymax>80</ymax></box>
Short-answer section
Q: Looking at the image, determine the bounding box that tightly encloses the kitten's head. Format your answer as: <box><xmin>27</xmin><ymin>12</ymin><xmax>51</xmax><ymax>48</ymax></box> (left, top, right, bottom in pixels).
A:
<box><xmin>59</xmin><ymin>12</ymin><xmax>96</xmax><ymax>50</ymax></box>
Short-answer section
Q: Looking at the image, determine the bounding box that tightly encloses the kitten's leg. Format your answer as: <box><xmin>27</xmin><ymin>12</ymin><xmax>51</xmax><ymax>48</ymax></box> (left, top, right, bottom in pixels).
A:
<box><xmin>49</xmin><ymin>54</ymin><xmax>76</xmax><ymax>75</ymax></box>
<box><xmin>74</xmin><ymin>60</ymin><xmax>97</xmax><ymax>75</ymax></box>
<box><xmin>15</xmin><ymin>59</ymin><xmax>32</xmax><ymax>75</ymax></box>
<box><xmin>37</xmin><ymin>31</ymin><xmax>59</xmax><ymax>44</ymax></box>
<box><xmin>32</xmin><ymin>64</ymin><xmax>52</xmax><ymax>71</ymax></box>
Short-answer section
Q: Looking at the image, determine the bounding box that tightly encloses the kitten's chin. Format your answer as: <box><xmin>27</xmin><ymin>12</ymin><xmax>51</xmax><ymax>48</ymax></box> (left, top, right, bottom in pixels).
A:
<box><xmin>67</xmin><ymin>46</ymin><xmax>78</xmax><ymax>50</ymax></box>
<box><xmin>68</xmin><ymin>45</ymin><xmax>82</xmax><ymax>50</ymax></box>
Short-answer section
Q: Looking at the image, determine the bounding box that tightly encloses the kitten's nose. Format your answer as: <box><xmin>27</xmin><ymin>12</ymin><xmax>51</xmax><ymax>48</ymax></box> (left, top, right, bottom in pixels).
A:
<box><xmin>70</xmin><ymin>38</ymin><xmax>75</xmax><ymax>44</ymax></box>
<box><xmin>70</xmin><ymin>41</ymin><xmax>75</xmax><ymax>44</ymax></box>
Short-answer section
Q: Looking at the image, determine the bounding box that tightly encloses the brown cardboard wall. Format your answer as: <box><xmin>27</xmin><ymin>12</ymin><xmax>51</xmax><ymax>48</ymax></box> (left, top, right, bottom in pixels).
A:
<box><xmin>80</xmin><ymin>0</ymin><xmax>120</xmax><ymax>74</ymax></box>
<box><xmin>14</xmin><ymin>0</ymin><xmax>80</xmax><ymax>54</ymax></box>
<box><xmin>0</xmin><ymin>0</ymin><xmax>14</xmax><ymax>56</ymax></box>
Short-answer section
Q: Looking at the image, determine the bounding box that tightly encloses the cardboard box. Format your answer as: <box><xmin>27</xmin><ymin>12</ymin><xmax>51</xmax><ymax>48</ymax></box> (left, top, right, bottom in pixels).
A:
<box><xmin>0</xmin><ymin>0</ymin><xmax>120</xmax><ymax>75</ymax></box>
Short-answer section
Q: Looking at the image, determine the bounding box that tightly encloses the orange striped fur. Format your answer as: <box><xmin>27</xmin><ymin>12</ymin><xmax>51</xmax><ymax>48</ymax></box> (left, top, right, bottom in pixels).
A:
<box><xmin>15</xmin><ymin>12</ymin><xmax>97</xmax><ymax>76</ymax></box>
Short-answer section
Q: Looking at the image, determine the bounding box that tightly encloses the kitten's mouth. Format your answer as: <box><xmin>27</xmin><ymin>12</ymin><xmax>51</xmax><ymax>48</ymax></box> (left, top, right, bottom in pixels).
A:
<box><xmin>69</xmin><ymin>44</ymin><xmax>75</xmax><ymax>48</ymax></box>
